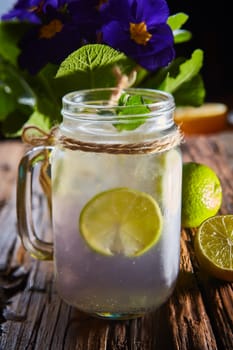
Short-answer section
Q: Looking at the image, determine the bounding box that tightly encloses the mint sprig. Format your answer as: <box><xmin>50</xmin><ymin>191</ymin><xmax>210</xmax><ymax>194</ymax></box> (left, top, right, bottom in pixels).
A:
<box><xmin>114</xmin><ymin>93</ymin><xmax>151</xmax><ymax>131</ymax></box>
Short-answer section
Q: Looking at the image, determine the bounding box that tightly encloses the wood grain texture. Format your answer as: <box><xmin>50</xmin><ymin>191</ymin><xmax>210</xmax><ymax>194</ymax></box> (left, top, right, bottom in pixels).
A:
<box><xmin>0</xmin><ymin>134</ymin><xmax>232</xmax><ymax>350</ymax></box>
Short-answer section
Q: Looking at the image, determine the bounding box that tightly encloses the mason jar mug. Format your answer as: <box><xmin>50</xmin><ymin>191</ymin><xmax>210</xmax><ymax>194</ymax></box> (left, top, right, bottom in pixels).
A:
<box><xmin>17</xmin><ymin>88</ymin><xmax>182</xmax><ymax>320</ymax></box>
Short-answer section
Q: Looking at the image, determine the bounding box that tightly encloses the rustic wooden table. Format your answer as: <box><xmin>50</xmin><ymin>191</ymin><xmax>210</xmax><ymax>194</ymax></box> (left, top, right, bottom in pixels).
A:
<box><xmin>0</xmin><ymin>131</ymin><xmax>233</xmax><ymax>350</ymax></box>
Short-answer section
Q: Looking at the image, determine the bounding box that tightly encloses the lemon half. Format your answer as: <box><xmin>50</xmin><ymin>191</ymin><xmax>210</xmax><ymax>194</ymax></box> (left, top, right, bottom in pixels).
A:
<box><xmin>79</xmin><ymin>187</ymin><xmax>163</xmax><ymax>257</ymax></box>
<box><xmin>174</xmin><ymin>103</ymin><xmax>228</xmax><ymax>134</ymax></box>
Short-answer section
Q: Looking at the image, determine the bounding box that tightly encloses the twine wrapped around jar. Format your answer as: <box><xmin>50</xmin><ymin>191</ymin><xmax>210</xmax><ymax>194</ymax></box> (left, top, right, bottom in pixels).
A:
<box><xmin>22</xmin><ymin>125</ymin><xmax>183</xmax><ymax>154</ymax></box>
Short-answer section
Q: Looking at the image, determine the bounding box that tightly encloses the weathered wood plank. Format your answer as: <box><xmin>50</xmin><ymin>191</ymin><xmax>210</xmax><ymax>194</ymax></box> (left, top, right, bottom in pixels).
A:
<box><xmin>167</xmin><ymin>229</ymin><xmax>218</xmax><ymax>350</ymax></box>
<box><xmin>0</xmin><ymin>135</ymin><xmax>232</xmax><ymax>350</ymax></box>
<box><xmin>182</xmin><ymin>133</ymin><xmax>233</xmax><ymax>350</ymax></box>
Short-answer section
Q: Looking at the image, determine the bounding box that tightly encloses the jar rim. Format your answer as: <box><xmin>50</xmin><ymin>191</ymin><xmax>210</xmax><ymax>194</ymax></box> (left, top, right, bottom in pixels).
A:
<box><xmin>59</xmin><ymin>87</ymin><xmax>180</xmax><ymax>148</ymax></box>
<box><xmin>62</xmin><ymin>87</ymin><xmax>175</xmax><ymax>120</ymax></box>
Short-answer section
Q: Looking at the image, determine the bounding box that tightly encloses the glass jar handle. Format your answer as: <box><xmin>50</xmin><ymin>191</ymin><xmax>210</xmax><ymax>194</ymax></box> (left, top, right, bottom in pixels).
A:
<box><xmin>17</xmin><ymin>145</ymin><xmax>54</xmax><ymax>260</ymax></box>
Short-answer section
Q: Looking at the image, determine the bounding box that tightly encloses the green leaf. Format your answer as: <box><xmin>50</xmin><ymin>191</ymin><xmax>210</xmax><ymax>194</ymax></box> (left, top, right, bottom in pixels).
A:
<box><xmin>173</xmin><ymin>29</ymin><xmax>192</xmax><ymax>44</ymax></box>
<box><xmin>173</xmin><ymin>75</ymin><xmax>206</xmax><ymax>106</ymax></box>
<box><xmin>24</xmin><ymin>109</ymin><xmax>52</xmax><ymax>131</ymax></box>
<box><xmin>114</xmin><ymin>93</ymin><xmax>151</xmax><ymax>131</ymax></box>
<box><xmin>0</xmin><ymin>60</ymin><xmax>35</xmax><ymax>103</ymax></box>
<box><xmin>138</xmin><ymin>51</ymin><xmax>205</xmax><ymax>107</ymax></box>
<box><xmin>55</xmin><ymin>44</ymin><xmax>135</xmax><ymax>90</ymax></box>
<box><xmin>33</xmin><ymin>84</ymin><xmax>61</xmax><ymax>124</ymax></box>
<box><xmin>158</xmin><ymin>49</ymin><xmax>204</xmax><ymax>94</ymax></box>
<box><xmin>0</xmin><ymin>87</ymin><xmax>16</xmax><ymax>120</ymax></box>
<box><xmin>0</xmin><ymin>58</ymin><xmax>61</xmax><ymax>135</ymax></box>
<box><xmin>1</xmin><ymin>109</ymin><xmax>30</xmax><ymax>137</ymax></box>
<box><xmin>133</xmin><ymin>67</ymin><xmax>149</xmax><ymax>86</ymax></box>
<box><xmin>168</xmin><ymin>13</ymin><xmax>192</xmax><ymax>44</ymax></box>
<box><xmin>0</xmin><ymin>22</ymin><xmax>33</xmax><ymax>66</ymax></box>
<box><xmin>138</xmin><ymin>67</ymin><xmax>167</xmax><ymax>90</ymax></box>
<box><xmin>21</xmin><ymin>69</ymin><xmax>62</xmax><ymax>124</ymax></box>
<box><xmin>0</xmin><ymin>60</ymin><xmax>35</xmax><ymax>127</ymax></box>
<box><xmin>2</xmin><ymin>107</ymin><xmax>53</xmax><ymax>138</ymax></box>
<box><xmin>167</xmin><ymin>13</ymin><xmax>189</xmax><ymax>31</ymax></box>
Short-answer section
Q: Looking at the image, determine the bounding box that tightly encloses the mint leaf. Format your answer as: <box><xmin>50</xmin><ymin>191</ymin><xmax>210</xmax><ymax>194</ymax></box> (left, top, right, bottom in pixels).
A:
<box><xmin>114</xmin><ymin>94</ymin><xmax>150</xmax><ymax>131</ymax></box>
<box><xmin>55</xmin><ymin>44</ymin><xmax>135</xmax><ymax>91</ymax></box>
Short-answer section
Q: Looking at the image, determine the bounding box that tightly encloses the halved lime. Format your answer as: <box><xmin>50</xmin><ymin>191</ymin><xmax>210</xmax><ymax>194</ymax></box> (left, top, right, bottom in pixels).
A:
<box><xmin>79</xmin><ymin>187</ymin><xmax>163</xmax><ymax>257</ymax></box>
<box><xmin>195</xmin><ymin>215</ymin><xmax>233</xmax><ymax>282</ymax></box>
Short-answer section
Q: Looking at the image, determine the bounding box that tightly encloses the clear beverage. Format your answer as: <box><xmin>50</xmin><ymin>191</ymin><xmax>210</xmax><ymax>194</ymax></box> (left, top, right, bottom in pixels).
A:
<box><xmin>52</xmin><ymin>146</ymin><xmax>182</xmax><ymax>318</ymax></box>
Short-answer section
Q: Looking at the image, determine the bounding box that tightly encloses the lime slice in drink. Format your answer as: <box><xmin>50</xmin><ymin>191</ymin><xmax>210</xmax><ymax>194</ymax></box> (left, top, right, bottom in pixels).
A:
<box><xmin>79</xmin><ymin>187</ymin><xmax>163</xmax><ymax>257</ymax></box>
<box><xmin>194</xmin><ymin>214</ymin><xmax>233</xmax><ymax>282</ymax></box>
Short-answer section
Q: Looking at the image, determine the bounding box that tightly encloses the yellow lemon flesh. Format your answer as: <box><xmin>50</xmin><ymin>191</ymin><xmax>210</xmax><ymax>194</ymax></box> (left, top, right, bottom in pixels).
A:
<box><xmin>79</xmin><ymin>187</ymin><xmax>163</xmax><ymax>257</ymax></box>
<box><xmin>182</xmin><ymin>162</ymin><xmax>222</xmax><ymax>228</ymax></box>
<box><xmin>174</xmin><ymin>103</ymin><xmax>228</xmax><ymax>135</ymax></box>
<box><xmin>195</xmin><ymin>215</ymin><xmax>233</xmax><ymax>282</ymax></box>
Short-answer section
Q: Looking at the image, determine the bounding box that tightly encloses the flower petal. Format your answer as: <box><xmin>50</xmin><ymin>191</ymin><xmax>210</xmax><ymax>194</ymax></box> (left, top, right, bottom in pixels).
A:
<box><xmin>101</xmin><ymin>0</ymin><xmax>175</xmax><ymax>71</ymax></box>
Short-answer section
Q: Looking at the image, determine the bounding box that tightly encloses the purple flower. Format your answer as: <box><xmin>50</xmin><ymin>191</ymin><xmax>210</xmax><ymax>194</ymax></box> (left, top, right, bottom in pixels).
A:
<box><xmin>2</xmin><ymin>0</ymin><xmax>101</xmax><ymax>74</ymax></box>
<box><xmin>68</xmin><ymin>0</ymin><xmax>102</xmax><ymax>42</ymax></box>
<box><xmin>99</xmin><ymin>0</ymin><xmax>175</xmax><ymax>71</ymax></box>
<box><xmin>18</xmin><ymin>25</ymin><xmax>82</xmax><ymax>74</ymax></box>
<box><xmin>1</xmin><ymin>0</ymin><xmax>65</xmax><ymax>23</ymax></box>
<box><xmin>1</xmin><ymin>0</ymin><xmax>175</xmax><ymax>74</ymax></box>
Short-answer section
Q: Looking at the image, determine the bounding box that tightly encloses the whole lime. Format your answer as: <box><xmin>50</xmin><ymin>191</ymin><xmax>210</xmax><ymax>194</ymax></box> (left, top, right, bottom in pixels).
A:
<box><xmin>181</xmin><ymin>162</ymin><xmax>222</xmax><ymax>228</ymax></box>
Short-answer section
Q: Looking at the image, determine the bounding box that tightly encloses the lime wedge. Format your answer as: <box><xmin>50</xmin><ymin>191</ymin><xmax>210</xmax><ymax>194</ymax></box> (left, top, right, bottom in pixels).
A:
<box><xmin>195</xmin><ymin>215</ymin><xmax>233</xmax><ymax>282</ymax></box>
<box><xmin>79</xmin><ymin>187</ymin><xmax>163</xmax><ymax>257</ymax></box>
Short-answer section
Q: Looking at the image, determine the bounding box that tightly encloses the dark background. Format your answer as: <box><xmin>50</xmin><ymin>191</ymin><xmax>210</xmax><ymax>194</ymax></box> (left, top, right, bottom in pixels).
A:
<box><xmin>169</xmin><ymin>0</ymin><xmax>233</xmax><ymax>106</ymax></box>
